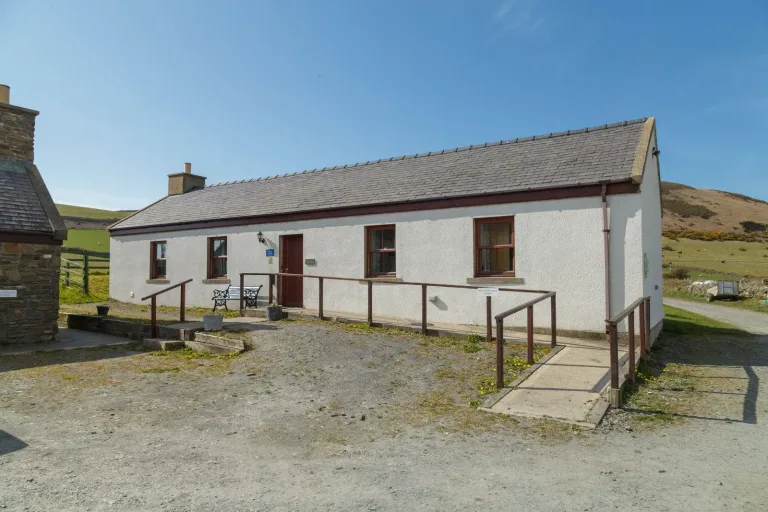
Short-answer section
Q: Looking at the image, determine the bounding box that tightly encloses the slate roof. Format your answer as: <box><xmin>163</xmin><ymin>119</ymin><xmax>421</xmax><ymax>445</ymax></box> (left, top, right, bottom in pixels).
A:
<box><xmin>112</xmin><ymin>118</ymin><xmax>649</xmax><ymax>231</ymax></box>
<box><xmin>0</xmin><ymin>157</ymin><xmax>66</xmax><ymax>238</ymax></box>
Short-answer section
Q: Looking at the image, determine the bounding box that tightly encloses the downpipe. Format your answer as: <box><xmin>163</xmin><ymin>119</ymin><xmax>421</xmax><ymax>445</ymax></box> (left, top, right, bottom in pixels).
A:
<box><xmin>602</xmin><ymin>184</ymin><xmax>611</xmax><ymax>332</ymax></box>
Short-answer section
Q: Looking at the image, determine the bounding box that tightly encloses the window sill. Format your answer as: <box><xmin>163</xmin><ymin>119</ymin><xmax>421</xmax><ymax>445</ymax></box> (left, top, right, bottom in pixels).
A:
<box><xmin>202</xmin><ymin>278</ymin><xmax>231</xmax><ymax>284</ymax></box>
<box><xmin>359</xmin><ymin>277</ymin><xmax>403</xmax><ymax>284</ymax></box>
<box><xmin>146</xmin><ymin>279</ymin><xmax>170</xmax><ymax>284</ymax></box>
<box><xmin>466</xmin><ymin>277</ymin><xmax>524</xmax><ymax>285</ymax></box>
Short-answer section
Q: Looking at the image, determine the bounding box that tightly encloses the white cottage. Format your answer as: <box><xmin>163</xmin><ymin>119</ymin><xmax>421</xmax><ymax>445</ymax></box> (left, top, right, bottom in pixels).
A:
<box><xmin>109</xmin><ymin>117</ymin><xmax>663</xmax><ymax>337</ymax></box>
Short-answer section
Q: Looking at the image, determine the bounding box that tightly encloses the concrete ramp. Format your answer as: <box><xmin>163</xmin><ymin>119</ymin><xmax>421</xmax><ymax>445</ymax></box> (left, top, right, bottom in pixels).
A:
<box><xmin>488</xmin><ymin>339</ymin><xmax>623</xmax><ymax>427</ymax></box>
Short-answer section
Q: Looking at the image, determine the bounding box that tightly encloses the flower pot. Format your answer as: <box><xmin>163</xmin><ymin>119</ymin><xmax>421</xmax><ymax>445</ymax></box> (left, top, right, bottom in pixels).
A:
<box><xmin>266</xmin><ymin>306</ymin><xmax>283</xmax><ymax>321</ymax></box>
<box><xmin>96</xmin><ymin>305</ymin><xmax>110</xmax><ymax>316</ymax></box>
<box><xmin>203</xmin><ymin>314</ymin><xmax>224</xmax><ymax>331</ymax></box>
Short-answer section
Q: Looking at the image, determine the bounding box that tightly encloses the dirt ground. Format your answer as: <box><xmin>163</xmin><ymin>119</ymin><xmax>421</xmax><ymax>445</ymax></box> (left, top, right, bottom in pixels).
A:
<box><xmin>1</xmin><ymin>318</ymin><xmax>767</xmax><ymax>511</ymax></box>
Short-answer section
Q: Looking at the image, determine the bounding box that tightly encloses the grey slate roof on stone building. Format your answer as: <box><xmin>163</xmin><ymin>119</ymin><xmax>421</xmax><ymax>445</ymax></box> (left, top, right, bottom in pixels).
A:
<box><xmin>112</xmin><ymin>118</ymin><xmax>649</xmax><ymax>231</ymax></box>
<box><xmin>0</xmin><ymin>157</ymin><xmax>66</xmax><ymax>238</ymax></box>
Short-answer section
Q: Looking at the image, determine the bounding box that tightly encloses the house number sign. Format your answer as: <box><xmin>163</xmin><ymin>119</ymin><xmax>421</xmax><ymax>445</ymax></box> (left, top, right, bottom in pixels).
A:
<box><xmin>478</xmin><ymin>287</ymin><xmax>499</xmax><ymax>297</ymax></box>
<box><xmin>0</xmin><ymin>290</ymin><xmax>18</xmax><ymax>298</ymax></box>
<box><xmin>265</xmin><ymin>249</ymin><xmax>275</xmax><ymax>257</ymax></box>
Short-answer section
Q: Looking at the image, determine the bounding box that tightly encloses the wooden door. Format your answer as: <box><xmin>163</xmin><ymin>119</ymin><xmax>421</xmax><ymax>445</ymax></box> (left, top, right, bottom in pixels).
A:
<box><xmin>279</xmin><ymin>234</ymin><xmax>304</xmax><ymax>307</ymax></box>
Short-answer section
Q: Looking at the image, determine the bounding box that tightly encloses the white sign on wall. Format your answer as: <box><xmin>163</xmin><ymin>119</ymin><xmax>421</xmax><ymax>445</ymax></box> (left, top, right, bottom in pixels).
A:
<box><xmin>478</xmin><ymin>287</ymin><xmax>499</xmax><ymax>297</ymax></box>
<box><xmin>0</xmin><ymin>290</ymin><xmax>18</xmax><ymax>298</ymax></box>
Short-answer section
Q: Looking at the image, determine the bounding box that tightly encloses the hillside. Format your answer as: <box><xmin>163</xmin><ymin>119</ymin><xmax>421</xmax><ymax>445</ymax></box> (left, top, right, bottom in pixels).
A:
<box><xmin>56</xmin><ymin>204</ymin><xmax>135</xmax><ymax>251</ymax></box>
<box><xmin>661</xmin><ymin>181</ymin><xmax>768</xmax><ymax>235</ymax></box>
<box><xmin>56</xmin><ymin>204</ymin><xmax>135</xmax><ymax>221</ymax></box>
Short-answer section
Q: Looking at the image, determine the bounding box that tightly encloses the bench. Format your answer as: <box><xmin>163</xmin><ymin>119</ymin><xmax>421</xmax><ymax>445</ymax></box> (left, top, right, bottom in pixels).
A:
<box><xmin>212</xmin><ymin>285</ymin><xmax>262</xmax><ymax>312</ymax></box>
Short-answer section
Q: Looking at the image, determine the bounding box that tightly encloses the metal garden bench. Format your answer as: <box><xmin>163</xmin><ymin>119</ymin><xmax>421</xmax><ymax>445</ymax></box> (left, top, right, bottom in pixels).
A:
<box><xmin>212</xmin><ymin>285</ymin><xmax>262</xmax><ymax>312</ymax></box>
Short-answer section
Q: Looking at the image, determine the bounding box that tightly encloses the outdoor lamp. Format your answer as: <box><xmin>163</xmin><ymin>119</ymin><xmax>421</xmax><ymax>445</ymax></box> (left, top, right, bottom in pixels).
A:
<box><xmin>257</xmin><ymin>231</ymin><xmax>266</xmax><ymax>244</ymax></box>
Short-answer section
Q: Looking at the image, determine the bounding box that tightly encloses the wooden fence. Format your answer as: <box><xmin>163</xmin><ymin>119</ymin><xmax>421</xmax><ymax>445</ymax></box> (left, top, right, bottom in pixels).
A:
<box><xmin>59</xmin><ymin>247</ymin><xmax>110</xmax><ymax>294</ymax></box>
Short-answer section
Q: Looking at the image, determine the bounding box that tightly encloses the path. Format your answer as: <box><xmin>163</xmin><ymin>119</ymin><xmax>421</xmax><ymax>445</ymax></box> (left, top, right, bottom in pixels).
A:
<box><xmin>0</xmin><ymin>328</ymin><xmax>132</xmax><ymax>356</ymax></box>
<box><xmin>664</xmin><ymin>297</ymin><xmax>768</xmax><ymax>335</ymax></box>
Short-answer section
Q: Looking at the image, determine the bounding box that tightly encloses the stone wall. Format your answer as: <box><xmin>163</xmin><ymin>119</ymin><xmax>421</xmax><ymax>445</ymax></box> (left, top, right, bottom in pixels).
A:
<box><xmin>0</xmin><ymin>103</ymin><xmax>37</xmax><ymax>161</ymax></box>
<box><xmin>0</xmin><ymin>241</ymin><xmax>61</xmax><ymax>345</ymax></box>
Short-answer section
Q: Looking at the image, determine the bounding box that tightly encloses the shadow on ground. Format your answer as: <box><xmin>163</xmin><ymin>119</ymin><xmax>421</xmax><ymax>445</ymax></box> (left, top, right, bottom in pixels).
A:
<box><xmin>0</xmin><ymin>344</ymin><xmax>146</xmax><ymax>374</ymax></box>
<box><xmin>0</xmin><ymin>430</ymin><xmax>28</xmax><ymax>456</ymax></box>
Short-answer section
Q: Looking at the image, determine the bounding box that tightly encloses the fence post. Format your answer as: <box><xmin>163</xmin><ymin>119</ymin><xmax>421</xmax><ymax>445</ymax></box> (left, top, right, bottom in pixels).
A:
<box><xmin>639</xmin><ymin>300</ymin><xmax>647</xmax><ymax>358</ymax></box>
<box><xmin>550</xmin><ymin>293</ymin><xmax>557</xmax><ymax>348</ymax></box>
<box><xmin>496</xmin><ymin>319</ymin><xmax>504</xmax><ymax>389</ymax></box>
<box><xmin>486</xmin><ymin>296</ymin><xmax>492</xmax><ymax>343</ymax></box>
<box><xmin>151</xmin><ymin>296</ymin><xmax>157</xmax><ymax>339</ymax></box>
<box><xmin>268</xmin><ymin>274</ymin><xmax>274</xmax><ymax>305</ymax></box>
<box><xmin>83</xmin><ymin>253</ymin><xmax>89</xmax><ymax>295</ymax></box>
<box><xmin>527</xmin><ymin>305</ymin><xmax>534</xmax><ymax>365</ymax></box>
<box><xmin>628</xmin><ymin>311</ymin><xmax>635</xmax><ymax>383</ymax></box>
<box><xmin>645</xmin><ymin>298</ymin><xmax>651</xmax><ymax>350</ymax></box>
<box><xmin>421</xmin><ymin>284</ymin><xmax>427</xmax><ymax>335</ymax></box>
<box><xmin>239</xmin><ymin>273</ymin><xmax>245</xmax><ymax>313</ymax></box>
<box><xmin>180</xmin><ymin>283</ymin><xmax>186</xmax><ymax>323</ymax></box>
<box><xmin>318</xmin><ymin>277</ymin><xmax>324</xmax><ymax>320</ymax></box>
<box><xmin>608</xmin><ymin>322</ymin><xmax>621</xmax><ymax>407</ymax></box>
<box><xmin>367</xmin><ymin>281</ymin><xmax>373</xmax><ymax>326</ymax></box>
<box><xmin>65</xmin><ymin>261</ymin><xmax>70</xmax><ymax>287</ymax></box>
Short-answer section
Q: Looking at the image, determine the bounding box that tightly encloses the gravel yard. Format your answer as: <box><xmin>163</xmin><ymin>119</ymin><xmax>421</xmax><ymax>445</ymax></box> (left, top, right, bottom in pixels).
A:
<box><xmin>1</xmin><ymin>318</ymin><xmax>767</xmax><ymax>511</ymax></box>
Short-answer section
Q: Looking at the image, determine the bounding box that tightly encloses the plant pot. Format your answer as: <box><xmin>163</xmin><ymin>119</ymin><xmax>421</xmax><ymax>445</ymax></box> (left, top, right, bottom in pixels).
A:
<box><xmin>203</xmin><ymin>314</ymin><xmax>224</xmax><ymax>331</ymax></box>
<box><xmin>96</xmin><ymin>305</ymin><xmax>110</xmax><ymax>316</ymax></box>
<box><xmin>266</xmin><ymin>306</ymin><xmax>283</xmax><ymax>321</ymax></box>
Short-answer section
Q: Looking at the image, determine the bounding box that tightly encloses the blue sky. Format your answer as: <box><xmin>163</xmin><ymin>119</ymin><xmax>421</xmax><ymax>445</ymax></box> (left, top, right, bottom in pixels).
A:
<box><xmin>1</xmin><ymin>0</ymin><xmax>766</xmax><ymax>209</ymax></box>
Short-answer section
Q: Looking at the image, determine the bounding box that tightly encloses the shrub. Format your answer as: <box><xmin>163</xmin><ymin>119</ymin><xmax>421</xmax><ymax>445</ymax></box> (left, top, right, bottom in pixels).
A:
<box><xmin>668</xmin><ymin>267</ymin><xmax>691</xmax><ymax>280</ymax></box>
<box><xmin>662</xmin><ymin>245</ymin><xmax>674</xmax><ymax>251</ymax></box>
<box><xmin>663</xmin><ymin>230</ymin><xmax>767</xmax><ymax>242</ymax></box>
<box><xmin>662</xmin><ymin>198</ymin><xmax>716</xmax><ymax>219</ymax></box>
<box><xmin>738</xmin><ymin>247</ymin><xmax>747</xmax><ymax>252</ymax></box>
<box><xmin>741</xmin><ymin>221</ymin><xmax>768</xmax><ymax>233</ymax></box>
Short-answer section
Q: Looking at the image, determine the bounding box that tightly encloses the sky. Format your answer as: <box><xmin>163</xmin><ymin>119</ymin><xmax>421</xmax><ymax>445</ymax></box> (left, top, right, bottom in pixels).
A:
<box><xmin>1</xmin><ymin>0</ymin><xmax>767</xmax><ymax>209</ymax></box>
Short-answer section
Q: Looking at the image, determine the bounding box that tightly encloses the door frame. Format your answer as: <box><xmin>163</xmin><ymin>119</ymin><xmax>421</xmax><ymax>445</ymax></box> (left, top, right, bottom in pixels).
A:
<box><xmin>278</xmin><ymin>234</ymin><xmax>304</xmax><ymax>307</ymax></box>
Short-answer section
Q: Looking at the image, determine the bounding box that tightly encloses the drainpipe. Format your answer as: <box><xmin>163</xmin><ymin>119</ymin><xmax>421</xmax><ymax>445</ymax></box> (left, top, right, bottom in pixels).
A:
<box><xmin>602</xmin><ymin>184</ymin><xmax>611</xmax><ymax>329</ymax></box>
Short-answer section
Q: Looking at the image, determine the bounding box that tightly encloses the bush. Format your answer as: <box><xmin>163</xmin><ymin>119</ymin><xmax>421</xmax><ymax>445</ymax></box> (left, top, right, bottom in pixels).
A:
<box><xmin>738</xmin><ymin>247</ymin><xmax>747</xmax><ymax>252</ymax></box>
<box><xmin>662</xmin><ymin>245</ymin><xmax>674</xmax><ymax>251</ymax></box>
<box><xmin>668</xmin><ymin>267</ymin><xmax>691</xmax><ymax>280</ymax></box>
<box><xmin>663</xmin><ymin>230</ymin><xmax>767</xmax><ymax>242</ymax></box>
<box><xmin>662</xmin><ymin>198</ymin><xmax>716</xmax><ymax>219</ymax></box>
<box><xmin>741</xmin><ymin>221</ymin><xmax>768</xmax><ymax>233</ymax></box>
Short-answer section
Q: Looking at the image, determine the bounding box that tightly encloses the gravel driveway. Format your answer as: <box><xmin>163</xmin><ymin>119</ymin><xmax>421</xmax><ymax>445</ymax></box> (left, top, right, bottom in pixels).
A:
<box><xmin>663</xmin><ymin>297</ymin><xmax>768</xmax><ymax>334</ymax></box>
<box><xmin>1</xmin><ymin>319</ymin><xmax>767</xmax><ymax>511</ymax></box>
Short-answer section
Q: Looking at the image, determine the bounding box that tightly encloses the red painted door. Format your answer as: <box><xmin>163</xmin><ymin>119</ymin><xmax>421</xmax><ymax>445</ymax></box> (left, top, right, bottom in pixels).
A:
<box><xmin>280</xmin><ymin>235</ymin><xmax>303</xmax><ymax>307</ymax></box>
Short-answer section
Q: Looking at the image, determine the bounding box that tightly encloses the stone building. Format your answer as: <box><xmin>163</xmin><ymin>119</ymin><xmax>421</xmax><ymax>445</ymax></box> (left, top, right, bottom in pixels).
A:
<box><xmin>0</xmin><ymin>84</ymin><xmax>66</xmax><ymax>345</ymax></box>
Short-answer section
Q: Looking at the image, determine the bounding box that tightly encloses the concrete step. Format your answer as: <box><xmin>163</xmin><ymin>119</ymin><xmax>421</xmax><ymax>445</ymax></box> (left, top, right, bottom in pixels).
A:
<box><xmin>143</xmin><ymin>338</ymin><xmax>185</xmax><ymax>351</ymax></box>
<box><xmin>185</xmin><ymin>332</ymin><xmax>246</xmax><ymax>355</ymax></box>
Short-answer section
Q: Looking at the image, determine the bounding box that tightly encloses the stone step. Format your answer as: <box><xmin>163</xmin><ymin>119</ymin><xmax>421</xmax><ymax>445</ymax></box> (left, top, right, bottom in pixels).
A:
<box><xmin>185</xmin><ymin>332</ymin><xmax>246</xmax><ymax>355</ymax></box>
<box><xmin>143</xmin><ymin>338</ymin><xmax>185</xmax><ymax>351</ymax></box>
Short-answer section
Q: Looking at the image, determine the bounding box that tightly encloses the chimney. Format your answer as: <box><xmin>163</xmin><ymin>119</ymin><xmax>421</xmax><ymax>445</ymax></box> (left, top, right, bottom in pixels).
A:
<box><xmin>168</xmin><ymin>162</ymin><xmax>206</xmax><ymax>195</ymax></box>
<box><xmin>0</xmin><ymin>83</ymin><xmax>40</xmax><ymax>162</ymax></box>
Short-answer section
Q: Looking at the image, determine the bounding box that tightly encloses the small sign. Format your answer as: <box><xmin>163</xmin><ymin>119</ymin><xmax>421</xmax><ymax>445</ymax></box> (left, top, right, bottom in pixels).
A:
<box><xmin>268</xmin><ymin>257</ymin><xmax>273</xmax><ymax>264</ymax></box>
<box><xmin>0</xmin><ymin>289</ymin><xmax>18</xmax><ymax>298</ymax></box>
<box><xmin>478</xmin><ymin>287</ymin><xmax>499</xmax><ymax>297</ymax></box>
<box><xmin>265</xmin><ymin>249</ymin><xmax>275</xmax><ymax>257</ymax></box>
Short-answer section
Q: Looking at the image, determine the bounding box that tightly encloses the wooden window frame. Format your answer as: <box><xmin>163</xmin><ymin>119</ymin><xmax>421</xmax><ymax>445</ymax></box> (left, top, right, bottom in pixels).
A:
<box><xmin>207</xmin><ymin>236</ymin><xmax>228</xmax><ymax>279</ymax></box>
<box><xmin>149</xmin><ymin>241</ymin><xmax>167</xmax><ymax>279</ymax></box>
<box><xmin>365</xmin><ymin>225</ymin><xmax>396</xmax><ymax>278</ymax></box>
<box><xmin>474</xmin><ymin>217</ymin><xmax>515</xmax><ymax>277</ymax></box>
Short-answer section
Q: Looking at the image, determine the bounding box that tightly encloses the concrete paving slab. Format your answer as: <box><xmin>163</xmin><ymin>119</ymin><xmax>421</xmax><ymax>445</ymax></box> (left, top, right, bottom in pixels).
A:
<box><xmin>490</xmin><ymin>339</ymin><xmax>625</xmax><ymax>427</ymax></box>
<box><xmin>0</xmin><ymin>329</ymin><xmax>133</xmax><ymax>356</ymax></box>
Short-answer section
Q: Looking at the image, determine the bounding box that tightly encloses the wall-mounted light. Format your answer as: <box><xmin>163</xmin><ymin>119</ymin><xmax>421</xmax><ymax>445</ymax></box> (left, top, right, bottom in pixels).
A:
<box><xmin>257</xmin><ymin>231</ymin><xmax>266</xmax><ymax>244</ymax></box>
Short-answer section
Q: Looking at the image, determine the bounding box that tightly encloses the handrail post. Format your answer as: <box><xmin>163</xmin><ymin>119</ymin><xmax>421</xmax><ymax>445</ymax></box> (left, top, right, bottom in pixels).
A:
<box><xmin>65</xmin><ymin>261</ymin><xmax>70</xmax><ymax>287</ymax></box>
<box><xmin>628</xmin><ymin>311</ymin><xmax>635</xmax><ymax>383</ymax></box>
<box><xmin>486</xmin><ymin>296</ymin><xmax>492</xmax><ymax>342</ymax></box>
<box><xmin>367</xmin><ymin>281</ymin><xmax>373</xmax><ymax>326</ymax></box>
<box><xmin>239</xmin><ymin>273</ymin><xmax>245</xmax><ymax>313</ymax></box>
<box><xmin>639</xmin><ymin>299</ymin><xmax>647</xmax><ymax>359</ymax></box>
<box><xmin>608</xmin><ymin>322</ymin><xmax>620</xmax><ymax>407</ymax></box>
<box><xmin>645</xmin><ymin>298</ymin><xmax>651</xmax><ymax>351</ymax></box>
<box><xmin>550</xmin><ymin>293</ymin><xmax>557</xmax><ymax>348</ymax></box>
<box><xmin>318</xmin><ymin>277</ymin><xmax>324</xmax><ymax>320</ymax></box>
<box><xmin>268</xmin><ymin>274</ymin><xmax>274</xmax><ymax>305</ymax></box>
<box><xmin>527</xmin><ymin>305</ymin><xmax>534</xmax><ymax>365</ymax></box>
<box><xmin>83</xmin><ymin>253</ymin><xmax>89</xmax><ymax>295</ymax></box>
<box><xmin>421</xmin><ymin>284</ymin><xmax>427</xmax><ymax>335</ymax></box>
<box><xmin>180</xmin><ymin>283</ymin><xmax>185</xmax><ymax>323</ymax></box>
<box><xmin>151</xmin><ymin>296</ymin><xmax>157</xmax><ymax>339</ymax></box>
<box><xmin>496</xmin><ymin>319</ymin><xmax>504</xmax><ymax>389</ymax></box>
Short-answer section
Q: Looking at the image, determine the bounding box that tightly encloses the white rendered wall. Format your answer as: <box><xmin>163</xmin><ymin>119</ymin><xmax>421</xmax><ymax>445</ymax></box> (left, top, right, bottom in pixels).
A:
<box><xmin>640</xmin><ymin>130</ymin><xmax>664</xmax><ymax>328</ymax></box>
<box><xmin>111</xmin><ymin>194</ymin><xmax>647</xmax><ymax>333</ymax></box>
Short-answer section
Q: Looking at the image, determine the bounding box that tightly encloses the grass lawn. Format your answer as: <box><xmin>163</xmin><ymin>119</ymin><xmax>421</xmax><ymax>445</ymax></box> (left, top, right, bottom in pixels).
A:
<box><xmin>56</xmin><ymin>203</ymin><xmax>134</xmax><ymax>220</ymax></box>
<box><xmin>64</xmin><ymin>229</ymin><xmax>110</xmax><ymax>252</ymax></box>
<box><xmin>662</xmin><ymin>237</ymin><xmax>768</xmax><ymax>277</ymax></box>
<box><xmin>664</xmin><ymin>287</ymin><xmax>768</xmax><ymax>314</ymax></box>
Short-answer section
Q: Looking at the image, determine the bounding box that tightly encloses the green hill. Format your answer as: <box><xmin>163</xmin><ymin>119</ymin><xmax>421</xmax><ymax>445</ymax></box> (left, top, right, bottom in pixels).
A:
<box><xmin>56</xmin><ymin>204</ymin><xmax>134</xmax><ymax>221</ymax></box>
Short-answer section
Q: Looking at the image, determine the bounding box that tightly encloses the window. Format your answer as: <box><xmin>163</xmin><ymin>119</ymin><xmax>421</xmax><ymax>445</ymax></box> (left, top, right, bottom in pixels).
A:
<box><xmin>208</xmin><ymin>237</ymin><xmax>227</xmax><ymax>278</ymax></box>
<box><xmin>475</xmin><ymin>217</ymin><xmax>515</xmax><ymax>276</ymax></box>
<box><xmin>366</xmin><ymin>225</ymin><xmax>396</xmax><ymax>277</ymax></box>
<box><xmin>150</xmin><ymin>241</ymin><xmax>167</xmax><ymax>279</ymax></box>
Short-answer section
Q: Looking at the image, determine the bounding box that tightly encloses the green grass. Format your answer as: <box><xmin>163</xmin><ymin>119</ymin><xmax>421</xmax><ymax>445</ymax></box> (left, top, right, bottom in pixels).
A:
<box><xmin>59</xmin><ymin>274</ymin><xmax>110</xmax><ymax>304</ymax></box>
<box><xmin>664</xmin><ymin>288</ymin><xmax>768</xmax><ymax>314</ymax></box>
<box><xmin>661</xmin><ymin>305</ymin><xmax>748</xmax><ymax>337</ymax></box>
<box><xmin>64</xmin><ymin>229</ymin><xmax>110</xmax><ymax>252</ymax></box>
<box><xmin>662</xmin><ymin>237</ymin><xmax>768</xmax><ymax>277</ymax></box>
<box><xmin>56</xmin><ymin>204</ymin><xmax>134</xmax><ymax>220</ymax></box>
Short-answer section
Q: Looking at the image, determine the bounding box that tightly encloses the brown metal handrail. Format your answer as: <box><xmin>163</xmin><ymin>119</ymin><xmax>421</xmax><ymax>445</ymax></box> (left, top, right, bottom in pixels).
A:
<box><xmin>605</xmin><ymin>295</ymin><xmax>651</xmax><ymax>407</ymax></box>
<box><xmin>141</xmin><ymin>278</ymin><xmax>193</xmax><ymax>338</ymax></box>
<box><xmin>493</xmin><ymin>291</ymin><xmax>557</xmax><ymax>389</ymax></box>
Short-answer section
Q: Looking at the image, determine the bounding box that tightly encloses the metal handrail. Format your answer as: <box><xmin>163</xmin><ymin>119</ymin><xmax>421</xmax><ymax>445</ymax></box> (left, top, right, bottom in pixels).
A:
<box><xmin>606</xmin><ymin>296</ymin><xmax>651</xmax><ymax>407</ymax></box>
<box><xmin>240</xmin><ymin>271</ymin><xmax>557</xmax><ymax>391</ymax></box>
<box><xmin>140</xmin><ymin>278</ymin><xmax>193</xmax><ymax>338</ymax></box>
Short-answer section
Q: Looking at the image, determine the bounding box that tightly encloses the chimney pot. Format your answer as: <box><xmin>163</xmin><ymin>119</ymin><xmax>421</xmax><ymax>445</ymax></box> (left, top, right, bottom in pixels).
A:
<box><xmin>184</xmin><ymin>162</ymin><xmax>192</xmax><ymax>174</ymax></box>
<box><xmin>0</xmin><ymin>84</ymin><xmax>9</xmax><ymax>104</ymax></box>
